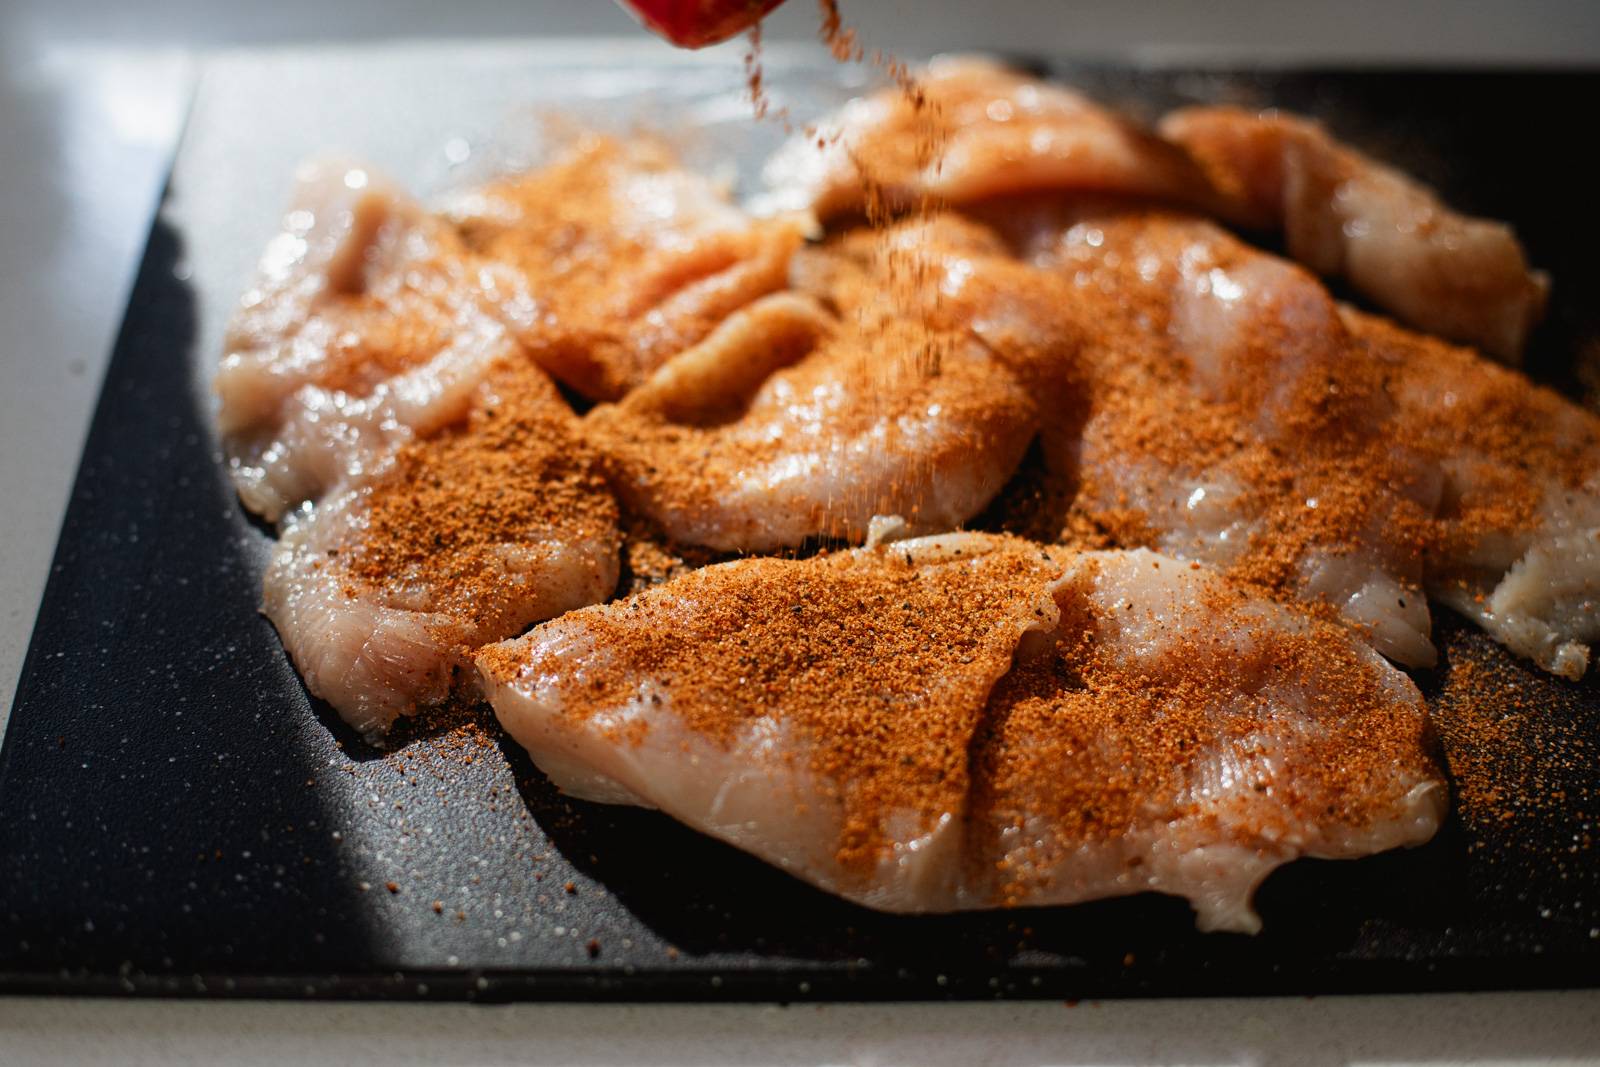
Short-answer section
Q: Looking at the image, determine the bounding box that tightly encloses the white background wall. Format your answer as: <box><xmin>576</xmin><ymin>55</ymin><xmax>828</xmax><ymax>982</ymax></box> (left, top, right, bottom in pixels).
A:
<box><xmin>5</xmin><ymin>0</ymin><xmax>1599</xmax><ymax>60</ymax></box>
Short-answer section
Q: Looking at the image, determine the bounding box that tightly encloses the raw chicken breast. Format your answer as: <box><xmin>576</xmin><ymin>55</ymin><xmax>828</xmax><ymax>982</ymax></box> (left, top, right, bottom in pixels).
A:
<box><xmin>586</xmin><ymin>216</ymin><xmax>1073</xmax><ymax>551</ymax></box>
<box><xmin>264</xmin><ymin>359</ymin><xmax>620</xmax><ymax>741</ymax></box>
<box><xmin>477</xmin><ymin>536</ymin><xmax>1444</xmax><ymax>929</ymax></box>
<box><xmin>1161</xmin><ymin>106</ymin><xmax>1549</xmax><ymax>362</ymax></box>
<box><xmin>970</xmin><ymin>548</ymin><xmax>1444</xmax><ymax>932</ymax></box>
<box><xmin>479</xmin><ymin>532</ymin><xmax>1067</xmax><ymax>909</ymax></box>
<box><xmin>1347</xmin><ymin>310</ymin><xmax>1600</xmax><ymax>679</ymax></box>
<box><xmin>218</xmin><ymin>160</ymin><xmax>533</xmax><ymax>521</ymax></box>
<box><xmin>989</xmin><ymin>198</ymin><xmax>1441</xmax><ymax>667</ymax></box>
<box><xmin>758</xmin><ymin>57</ymin><xmax>1230</xmax><ymax>222</ymax></box>
<box><xmin>445</xmin><ymin>134</ymin><xmax>806</xmax><ymax>401</ymax></box>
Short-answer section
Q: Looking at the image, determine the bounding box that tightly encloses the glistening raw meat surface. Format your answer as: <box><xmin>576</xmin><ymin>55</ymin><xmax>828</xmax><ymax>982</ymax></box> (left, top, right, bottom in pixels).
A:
<box><xmin>478</xmin><ymin>535</ymin><xmax>1443</xmax><ymax>930</ymax></box>
<box><xmin>217</xmin><ymin>60</ymin><xmax>1597</xmax><ymax>930</ymax></box>
<box><xmin>263</xmin><ymin>359</ymin><xmax>620</xmax><ymax>740</ymax></box>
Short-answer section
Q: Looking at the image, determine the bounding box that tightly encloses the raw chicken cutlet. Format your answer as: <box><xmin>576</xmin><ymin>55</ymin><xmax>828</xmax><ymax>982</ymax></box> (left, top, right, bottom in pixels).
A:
<box><xmin>971</xmin><ymin>547</ymin><xmax>1443</xmax><ymax>932</ymax></box>
<box><xmin>218</xmin><ymin>160</ymin><xmax>535</xmax><ymax>521</ymax></box>
<box><xmin>973</xmin><ymin>193</ymin><xmax>1595</xmax><ymax>679</ymax></box>
<box><xmin>758</xmin><ymin>56</ymin><xmax>1232</xmax><ymax>222</ymax></box>
<box><xmin>968</xmin><ymin>197</ymin><xmax>1442</xmax><ymax>668</ymax></box>
<box><xmin>1162</xmin><ymin>106</ymin><xmax>1549</xmax><ymax>362</ymax></box>
<box><xmin>481</xmin><ymin>532</ymin><xmax>1064</xmax><ymax>908</ymax></box>
<box><xmin>445</xmin><ymin>133</ymin><xmax>806</xmax><ymax>401</ymax></box>
<box><xmin>760</xmin><ymin>59</ymin><xmax>1547</xmax><ymax>364</ymax></box>
<box><xmin>1346</xmin><ymin>310</ymin><xmax>1600</xmax><ymax>679</ymax></box>
<box><xmin>478</xmin><ymin>534</ymin><xmax>1443</xmax><ymax>930</ymax></box>
<box><xmin>585</xmin><ymin>215</ymin><xmax>1075</xmax><ymax>551</ymax></box>
<box><xmin>265</xmin><ymin>358</ymin><xmax>620</xmax><ymax>742</ymax></box>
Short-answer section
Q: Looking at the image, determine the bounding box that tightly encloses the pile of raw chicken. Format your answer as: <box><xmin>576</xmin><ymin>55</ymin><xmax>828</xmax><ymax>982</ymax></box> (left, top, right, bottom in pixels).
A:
<box><xmin>217</xmin><ymin>60</ymin><xmax>1597</xmax><ymax>932</ymax></box>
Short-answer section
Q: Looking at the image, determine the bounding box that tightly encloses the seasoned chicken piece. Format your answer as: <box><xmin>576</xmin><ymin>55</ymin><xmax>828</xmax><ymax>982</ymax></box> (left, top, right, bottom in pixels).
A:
<box><xmin>478</xmin><ymin>537</ymin><xmax>1444</xmax><ymax>929</ymax></box>
<box><xmin>969</xmin><ymin>548</ymin><xmax>1445</xmax><ymax>932</ymax></box>
<box><xmin>445</xmin><ymin>134</ymin><xmax>806</xmax><ymax>401</ymax></box>
<box><xmin>479</xmin><ymin>532</ymin><xmax>1067</xmax><ymax>910</ymax></box>
<box><xmin>758</xmin><ymin>57</ymin><xmax>1230</xmax><ymax>222</ymax></box>
<box><xmin>1347</xmin><ymin>310</ymin><xmax>1600</xmax><ymax>679</ymax></box>
<box><xmin>990</xmin><ymin>198</ymin><xmax>1441</xmax><ymax>666</ymax></box>
<box><xmin>1161</xmin><ymin>106</ymin><xmax>1549</xmax><ymax>362</ymax></box>
<box><xmin>587</xmin><ymin>217</ymin><xmax>1073</xmax><ymax>551</ymax></box>
<box><xmin>218</xmin><ymin>160</ymin><xmax>533</xmax><ymax>521</ymax></box>
<box><xmin>264</xmin><ymin>359</ymin><xmax>620</xmax><ymax>742</ymax></box>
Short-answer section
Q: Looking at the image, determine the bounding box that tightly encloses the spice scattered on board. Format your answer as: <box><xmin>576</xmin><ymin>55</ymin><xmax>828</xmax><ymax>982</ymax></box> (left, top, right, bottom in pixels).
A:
<box><xmin>1432</xmin><ymin>628</ymin><xmax>1596</xmax><ymax>861</ymax></box>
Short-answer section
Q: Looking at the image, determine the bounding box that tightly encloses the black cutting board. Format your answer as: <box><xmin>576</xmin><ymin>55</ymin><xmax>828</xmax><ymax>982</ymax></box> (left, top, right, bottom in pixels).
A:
<box><xmin>2</xmin><ymin>57</ymin><xmax>1598</xmax><ymax>1001</ymax></box>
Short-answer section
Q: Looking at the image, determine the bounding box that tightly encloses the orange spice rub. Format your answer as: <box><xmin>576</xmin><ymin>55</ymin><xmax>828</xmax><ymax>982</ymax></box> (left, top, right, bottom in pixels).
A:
<box><xmin>478</xmin><ymin>540</ymin><xmax>1444</xmax><ymax>925</ymax></box>
<box><xmin>449</xmin><ymin>134</ymin><xmax>804</xmax><ymax>401</ymax></box>
<box><xmin>219</xmin><ymin>169</ymin><xmax>516</xmax><ymax>435</ymax></box>
<box><xmin>1346</xmin><ymin>307</ymin><xmax>1600</xmax><ymax>550</ymax></box>
<box><xmin>971</xmin><ymin>558</ymin><xmax>1441</xmax><ymax>917</ymax></box>
<box><xmin>1431</xmin><ymin>650</ymin><xmax>1595</xmax><ymax>856</ymax></box>
<box><xmin>479</xmin><ymin>536</ymin><xmax>1066</xmax><ymax>884</ymax></box>
<box><xmin>961</xmin><ymin>198</ymin><xmax>1440</xmax><ymax>661</ymax></box>
<box><xmin>582</xmin><ymin>211</ymin><xmax>1080</xmax><ymax>551</ymax></box>
<box><xmin>262</xmin><ymin>355</ymin><xmax>622</xmax><ymax>739</ymax></box>
<box><xmin>273</xmin><ymin>251</ymin><xmax>479</xmax><ymax>403</ymax></box>
<box><xmin>334</xmin><ymin>357</ymin><xmax>620</xmax><ymax>642</ymax></box>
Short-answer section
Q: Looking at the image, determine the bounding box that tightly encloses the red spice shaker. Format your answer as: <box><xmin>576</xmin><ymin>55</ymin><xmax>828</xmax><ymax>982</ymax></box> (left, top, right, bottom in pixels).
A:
<box><xmin>615</xmin><ymin>0</ymin><xmax>788</xmax><ymax>47</ymax></box>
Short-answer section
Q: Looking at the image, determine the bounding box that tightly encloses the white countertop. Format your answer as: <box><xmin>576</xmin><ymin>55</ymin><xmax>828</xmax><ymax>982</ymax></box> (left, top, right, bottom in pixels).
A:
<box><xmin>4</xmin><ymin>993</ymin><xmax>1600</xmax><ymax>1064</ymax></box>
<box><xmin>3</xmin><ymin>2</ymin><xmax>1599</xmax><ymax>1062</ymax></box>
